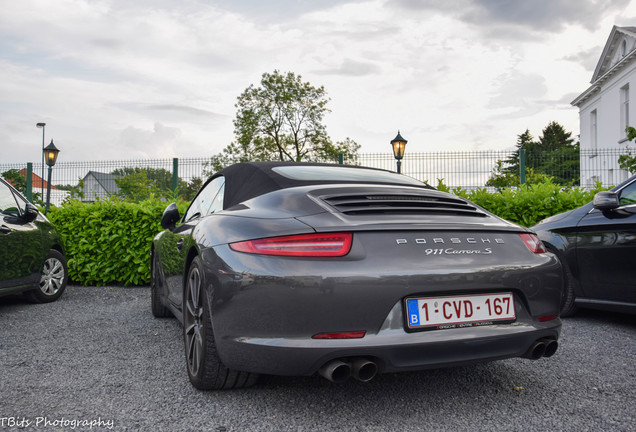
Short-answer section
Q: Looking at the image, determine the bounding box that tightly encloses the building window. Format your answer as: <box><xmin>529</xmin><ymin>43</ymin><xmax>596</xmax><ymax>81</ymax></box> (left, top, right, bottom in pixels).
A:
<box><xmin>590</xmin><ymin>109</ymin><xmax>597</xmax><ymax>151</ymax></box>
<box><xmin>621</xmin><ymin>84</ymin><xmax>629</xmax><ymax>137</ymax></box>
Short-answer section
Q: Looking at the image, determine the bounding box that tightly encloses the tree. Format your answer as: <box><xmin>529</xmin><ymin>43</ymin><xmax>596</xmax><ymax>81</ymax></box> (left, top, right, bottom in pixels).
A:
<box><xmin>619</xmin><ymin>127</ymin><xmax>636</xmax><ymax>173</ymax></box>
<box><xmin>112</xmin><ymin>167</ymin><xmax>201</xmax><ymax>202</ymax></box>
<box><xmin>529</xmin><ymin>121</ymin><xmax>579</xmax><ymax>186</ymax></box>
<box><xmin>207</xmin><ymin>70</ymin><xmax>360</xmax><ymax>172</ymax></box>
<box><xmin>486</xmin><ymin>122</ymin><xmax>580</xmax><ymax>188</ymax></box>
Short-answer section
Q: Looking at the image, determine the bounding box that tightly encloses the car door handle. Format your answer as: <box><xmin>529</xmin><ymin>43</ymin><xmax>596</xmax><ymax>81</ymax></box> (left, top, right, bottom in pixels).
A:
<box><xmin>176</xmin><ymin>239</ymin><xmax>184</xmax><ymax>251</ymax></box>
<box><xmin>0</xmin><ymin>225</ymin><xmax>11</xmax><ymax>235</ymax></box>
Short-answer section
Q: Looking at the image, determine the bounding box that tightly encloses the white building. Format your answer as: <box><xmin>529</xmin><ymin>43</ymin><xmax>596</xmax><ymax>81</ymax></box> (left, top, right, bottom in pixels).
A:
<box><xmin>572</xmin><ymin>25</ymin><xmax>636</xmax><ymax>187</ymax></box>
<box><xmin>81</xmin><ymin>171</ymin><xmax>120</xmax><ymax>202</ymax></box>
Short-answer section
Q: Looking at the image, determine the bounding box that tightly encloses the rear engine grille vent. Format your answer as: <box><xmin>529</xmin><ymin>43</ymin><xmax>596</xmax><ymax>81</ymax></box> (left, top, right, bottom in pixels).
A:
<box><xmin>322</xmin><ymin>194</ymin><xmax>487</xmax><ymax>217</ymax></box>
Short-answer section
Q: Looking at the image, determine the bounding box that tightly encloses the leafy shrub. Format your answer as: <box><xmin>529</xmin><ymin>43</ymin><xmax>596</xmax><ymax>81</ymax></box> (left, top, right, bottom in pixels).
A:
<box><xmin>48</xmin><ymin>198</ymin><xmax>188</xmax><ymax>286</ymax></box>
<box><xmin>449</xmin><ymin>181</ymin><xmax>608</xmax><ymax>227</ymax></box>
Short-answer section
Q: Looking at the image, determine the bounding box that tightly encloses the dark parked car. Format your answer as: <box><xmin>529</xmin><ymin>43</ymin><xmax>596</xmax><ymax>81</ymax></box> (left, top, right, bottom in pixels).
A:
<box><xmin>0</xmin><ymin>177</ymin><xmax>68</xmax><ymax>303</ymax></box>
<box><xmin>533</xmin><ymin>174</ymin><xmax>636</xmax><ymax>316</ymax></box>
<box><xmin>151</xmin><ymin>162</ymin><xmax>562</xmax><ymax>390</ymax></box>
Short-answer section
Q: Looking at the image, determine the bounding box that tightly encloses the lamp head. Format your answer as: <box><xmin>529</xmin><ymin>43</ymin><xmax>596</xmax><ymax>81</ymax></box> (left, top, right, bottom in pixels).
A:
<box><xmin>390</xmin><ymin>131</ymin><xmax>408</xmax><ymax>160</ymax></box>
<box><xmin>43</xmin><ymin>139</ymin><xmax>60</xmax><ymax>167</ymax></box>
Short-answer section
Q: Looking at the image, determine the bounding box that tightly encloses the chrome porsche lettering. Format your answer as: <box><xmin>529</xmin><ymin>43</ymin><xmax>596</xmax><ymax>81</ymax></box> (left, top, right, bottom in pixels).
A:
<box><xmin>396</xmin><ymin>237</ymin><xmax>505</xmax><ymax>245</ymax></box>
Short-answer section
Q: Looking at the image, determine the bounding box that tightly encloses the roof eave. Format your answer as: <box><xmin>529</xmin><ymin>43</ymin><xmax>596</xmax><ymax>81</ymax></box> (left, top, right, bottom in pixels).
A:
<box><xmin>572</xmin><ymin>48</ymin><xmax>636</xmax><ymax>107</ymax></box>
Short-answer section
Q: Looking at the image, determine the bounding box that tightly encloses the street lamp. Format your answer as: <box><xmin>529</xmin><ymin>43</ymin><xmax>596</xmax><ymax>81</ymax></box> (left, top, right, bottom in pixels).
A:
<box><xmin>390</xmin><ymin>131</ymin><xmax>408</xmax><ymax>174</ymax></box>
<box><xmin>43</xmin><ymin>139</ymin><xmax>60</xmax><ymax>215</ymax></box>
<box><xmin>37</xmin><ymin>123</ymin><xmax>46</xmax><ymax>199</ymax></box>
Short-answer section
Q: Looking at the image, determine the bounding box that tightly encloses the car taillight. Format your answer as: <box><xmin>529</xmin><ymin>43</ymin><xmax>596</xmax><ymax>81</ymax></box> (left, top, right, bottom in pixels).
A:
<box><xmin>230</xmin><ymin>232</ymin><xmax>353</xmax><ymax>257</ymax></box>
<box><xmin>519</xmin><ymin>233</ymin><xmax>547</xmax><ymax>253</ymax></box>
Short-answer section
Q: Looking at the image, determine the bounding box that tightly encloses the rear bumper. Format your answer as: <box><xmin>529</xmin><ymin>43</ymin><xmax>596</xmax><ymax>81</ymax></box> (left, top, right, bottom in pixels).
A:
<box><xmin>204</xmin><ymin>240</ymin><xmax>563</xmax><ymax>376</ymax></box>
<box><xmin>215</xmin><ymin>302</ymin><xmax>561</xmax><ymax>376</ymax></box>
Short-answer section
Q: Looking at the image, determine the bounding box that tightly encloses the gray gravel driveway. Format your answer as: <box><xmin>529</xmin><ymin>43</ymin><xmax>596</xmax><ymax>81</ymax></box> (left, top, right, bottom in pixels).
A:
<box><xmin>1</xmin><ymin>286</ymin><xmax>634</xmax><ymax>431</ymax></box>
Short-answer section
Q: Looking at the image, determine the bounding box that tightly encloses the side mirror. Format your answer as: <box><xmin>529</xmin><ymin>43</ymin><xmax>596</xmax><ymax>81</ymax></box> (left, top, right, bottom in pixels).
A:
<box><xmin>23</xmin><ymin>203</ymin><xmax>39</xmax><ymax>223</ymax></box>
<box><xmin>593</xmin><ymin>191</ymin><xmax>620</xmax><ymax>211</ymax></box>
<box><xmin>161</xmin><ymin>203</ymin><xmax>181</xmax><ymax>230</ymax></box>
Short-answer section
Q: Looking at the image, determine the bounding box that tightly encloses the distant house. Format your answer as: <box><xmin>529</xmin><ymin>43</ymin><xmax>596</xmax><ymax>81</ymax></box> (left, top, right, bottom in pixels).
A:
<box><xmin>81</xmin><ymin>171</ymin><xmax>120</xmax><ymax>202</ymax></box>
<box><xmin>572</xmin><ymin>25</ymin><xmax>636</xmax><ymax>186</ymax></box>
<box><xmin>17</xmin><ymin>168</ymin><xmax>57</xmax><ymax>191</ymax></box>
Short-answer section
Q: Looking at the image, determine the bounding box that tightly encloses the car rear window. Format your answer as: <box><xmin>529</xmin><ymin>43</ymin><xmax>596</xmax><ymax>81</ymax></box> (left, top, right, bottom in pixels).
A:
<box><xmin>272</xmin><ymin>165</ymin><xmax>425</xmax><ymax>187</ymax></box>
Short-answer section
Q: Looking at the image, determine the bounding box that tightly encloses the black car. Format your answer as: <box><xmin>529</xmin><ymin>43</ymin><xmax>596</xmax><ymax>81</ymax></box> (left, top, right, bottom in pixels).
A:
<box><xmin>533</xmin><ymin>174</ymin><xmax>636</xmax><ymax>316</ymax></box>
<box><xmin>151</xmin><ymin>162</ymin><xmax>562</xmax><ymax>390</ymax></box>
<box><xmin>0</xmin><ymin>177</ymin><xmax>68</xmax><ymax>303</ymax></box>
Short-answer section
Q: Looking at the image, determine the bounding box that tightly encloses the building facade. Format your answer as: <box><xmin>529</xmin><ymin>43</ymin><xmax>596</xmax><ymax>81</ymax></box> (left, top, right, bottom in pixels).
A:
<box><xmin>572</xmin><ymin>25</ymin><xmax>636</xmax><ymax>187</ymax></box>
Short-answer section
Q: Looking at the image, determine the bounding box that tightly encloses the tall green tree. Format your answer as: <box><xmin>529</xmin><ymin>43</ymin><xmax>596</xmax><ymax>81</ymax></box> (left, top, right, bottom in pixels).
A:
<box><xmin>207</xmin><ymin>70</ymin><xmax>360</xmax><ymax>172</ymax></box>
<box><xmin>487</xmin><ymin>122</ymin><xmax>579</xmax><ymax>188</ymax></box>
<box><xmin>529</xmin><ymin>121</ymin><xmax>579</xmax><ymax>186</ymax></box>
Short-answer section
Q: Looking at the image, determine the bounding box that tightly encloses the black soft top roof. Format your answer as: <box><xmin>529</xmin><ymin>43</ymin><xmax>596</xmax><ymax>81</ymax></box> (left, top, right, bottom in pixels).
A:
<box><xmin>212</xmin><ymin>161</ymin><xmax>433</xmax><ymax>209</ymax></box>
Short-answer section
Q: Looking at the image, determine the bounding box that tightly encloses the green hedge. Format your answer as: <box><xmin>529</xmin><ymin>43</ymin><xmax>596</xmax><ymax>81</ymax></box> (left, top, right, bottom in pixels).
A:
<box><xmin>439</xmin><ymin>181</ymin><xmax>609</xmax><ymax>227</ymax></box>
<box><xmin>48</xmin><ymin>182</ymin><xmax>609</xmax><ymax>286</ymax></box>
<box><xmin>48</xmin><ymin>199</ymin><xmax>188</xmax><ymax>286</ymax></box>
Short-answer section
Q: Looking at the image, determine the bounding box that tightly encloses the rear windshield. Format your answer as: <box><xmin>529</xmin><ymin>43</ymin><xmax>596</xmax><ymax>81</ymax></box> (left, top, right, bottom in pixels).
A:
<box><xmin>272</xmin><ymin>165</ymin><xmax>425</xmax><ymax>187</ymax></box>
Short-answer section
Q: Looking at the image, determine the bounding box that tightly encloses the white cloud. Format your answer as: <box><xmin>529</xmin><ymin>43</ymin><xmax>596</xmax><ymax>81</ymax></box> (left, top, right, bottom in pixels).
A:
<box><xmin>0</xmin><ymin>0</ymin><xmax>635</xmax><ymax>166</ymax></box>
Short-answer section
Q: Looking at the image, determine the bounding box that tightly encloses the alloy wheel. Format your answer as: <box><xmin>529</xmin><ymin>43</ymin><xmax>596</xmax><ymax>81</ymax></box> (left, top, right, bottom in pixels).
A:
<box><xmin>39</xmin><ymin>257</ymin><xmax>66</xmax><ymax>296</ymax></box>
<box><xmin>184</xmin><ymin>266</ymin><xmax>205</xmax><ymax>376</ymax></box>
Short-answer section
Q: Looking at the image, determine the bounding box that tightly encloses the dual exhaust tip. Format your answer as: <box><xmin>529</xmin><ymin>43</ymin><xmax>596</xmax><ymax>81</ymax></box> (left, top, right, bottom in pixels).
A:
<box><xmin>319</xmin><ymin>358</ymin><xmax>378</xmax><ymax>383</ymax></box>
<box><xmin>523</xmin><ymin>338</ymin><xmax>559</xmax><ymax>360</ymax></box>
<box><xmin>320</xmin><ymin>338</ymin><xmax>558</xmax><ymax>382</ymax></box>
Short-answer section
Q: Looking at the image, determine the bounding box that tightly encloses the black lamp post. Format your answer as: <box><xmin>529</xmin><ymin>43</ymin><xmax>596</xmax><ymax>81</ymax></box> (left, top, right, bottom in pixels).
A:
<box><xmin>37</xmin><ymin>123</ymin><xmax>46</xmax><ymax>198</ymax></box>
<box><xmin>390</xmin><ymin>131</ymin><xmax>408</xmax><ymax>174</ymax></box>
<box><xmin>43</xmin><ymin>139</ymin><xmax>60</xmax><ymax>214</ymax></box>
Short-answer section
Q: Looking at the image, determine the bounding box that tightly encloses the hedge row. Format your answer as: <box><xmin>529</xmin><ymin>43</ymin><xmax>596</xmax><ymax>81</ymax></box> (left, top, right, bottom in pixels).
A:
<box><xmin>48</xmin><ymin>199</ymin><xmax>188</xmax><ymax>286</ymax></box>
<box><xmin>48</xmin><ymin>182</ymin><xmax>608</xmax><ymax>286</ymax></box>
<box><xmin>443</xmin><ymin>181</ymin><xmax>608</xmax><ymax>227</ymax></box>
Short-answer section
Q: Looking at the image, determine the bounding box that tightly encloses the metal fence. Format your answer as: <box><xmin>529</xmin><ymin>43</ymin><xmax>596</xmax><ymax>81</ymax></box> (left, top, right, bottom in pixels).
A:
<box><xmin>1</xmin><ymin>148</ymin><xmax>633</xmax><ymax>205</ymax></box>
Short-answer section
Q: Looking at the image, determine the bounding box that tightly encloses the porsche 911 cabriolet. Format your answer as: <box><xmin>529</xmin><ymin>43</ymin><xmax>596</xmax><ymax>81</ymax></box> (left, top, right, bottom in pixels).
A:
<box><xmin>151</xmin><ymin>162</ymin><xmax>562</xmax><ymax>390</ymax></box>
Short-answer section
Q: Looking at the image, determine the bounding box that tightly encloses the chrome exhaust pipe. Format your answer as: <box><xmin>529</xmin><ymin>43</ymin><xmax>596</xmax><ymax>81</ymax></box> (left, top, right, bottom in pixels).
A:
<box><xmin>351</xmin><ymin>358</ymin><xmax>378</xmax><ymax>382</ymax></box>
<box><xmin>541</xmin><ymin>338</ymin><xmax>559</xmax><ymax>358</ymax></box>
<box><xmin>522</xmin><ymin>340</ymin><xmax>546</xmax><ymax>360</ymax></box>
<box><xmin>318</xmin><ymin>360</ymin><xmax>351</xmax><ymax>383</ymax></box>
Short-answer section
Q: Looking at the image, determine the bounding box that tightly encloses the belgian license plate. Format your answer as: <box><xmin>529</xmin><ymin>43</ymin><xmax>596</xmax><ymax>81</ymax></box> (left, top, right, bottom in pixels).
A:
<box><xmin>405</xmin><ymin>293</ymin><xmax>516</xmax><ymax>330</ymax></box>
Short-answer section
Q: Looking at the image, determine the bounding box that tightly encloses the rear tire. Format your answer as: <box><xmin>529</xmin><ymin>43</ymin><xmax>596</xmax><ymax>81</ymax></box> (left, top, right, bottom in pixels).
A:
<box><xmin>183</xmin><ymin>256</ymin><xmax>258</xmax><ymax>390</ymax></box>
<box><xmin>151</xmin><ymin>254</ymin><xmax>171</xmax><ymax>318</ymax></box>
<box><xmin>560</xmin><ymin>265</ymin><xmax>578</xmax><ymax>317</ymax></box>
<box><xmin>26</xmin><ymin>249</ymin><xmax>67</xmax><ymax>303</ymax></box>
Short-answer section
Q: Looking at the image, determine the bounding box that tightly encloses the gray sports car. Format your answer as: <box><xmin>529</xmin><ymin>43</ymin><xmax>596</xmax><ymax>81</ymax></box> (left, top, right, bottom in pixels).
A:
<box><xmin>151</xmin><ymin>162</ymin><xmax>562</xmax><ymax>390</ymax></box>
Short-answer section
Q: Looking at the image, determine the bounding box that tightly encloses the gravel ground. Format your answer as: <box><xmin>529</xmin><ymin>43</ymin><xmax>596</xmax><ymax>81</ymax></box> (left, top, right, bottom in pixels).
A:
<box><xmin>0</xmin><ymin>286</ymin><xmax>634</xmax><ymax>432</ymax></box>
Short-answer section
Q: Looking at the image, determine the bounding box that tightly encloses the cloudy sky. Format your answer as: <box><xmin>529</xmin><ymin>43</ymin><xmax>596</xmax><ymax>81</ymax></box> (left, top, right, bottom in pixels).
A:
<box><xmin>1</xmin><ymin>0</ymin><xmax>635</xmax><ymax>164</ymax></box>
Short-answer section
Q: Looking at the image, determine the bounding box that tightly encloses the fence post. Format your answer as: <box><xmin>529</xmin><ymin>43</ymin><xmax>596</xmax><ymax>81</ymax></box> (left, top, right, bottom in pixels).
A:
<box><xmin>26</xmin><ymin>162</ymin><xmax>33</xmax><ymax>201</ymax></box>
<box><xmin>172</xmin><ymin>158</ymin><xmax>178</xmax><ymax>197</ymax></box>
<box><xmin>519</xmin><ymin>149</ymin><xmax>526</xmax><ymax>185</ymax></box>
<box><xmin>338</xmin><ymin>153</ymin><xmax>344</xmax><ymax>164</ymax></box>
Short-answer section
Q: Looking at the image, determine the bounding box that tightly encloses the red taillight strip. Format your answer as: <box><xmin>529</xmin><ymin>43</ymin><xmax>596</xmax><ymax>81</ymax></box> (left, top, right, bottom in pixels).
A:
<box><xmin>312</xmin><ymin>331</ymin><xmax>366</xmax><ymax>339</ymax></box>
<box><xmin>519</xmin><ymin>233</ymin><xmax>547</xmax><ymax>253</ymax></box>
<box><xmin>230</xmin><ymin>232</ymin><xmax>353</xmax><ymax>257</ymax></box>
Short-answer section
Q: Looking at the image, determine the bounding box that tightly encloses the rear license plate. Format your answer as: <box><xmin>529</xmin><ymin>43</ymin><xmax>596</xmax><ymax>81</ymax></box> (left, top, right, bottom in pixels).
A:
<box><xmin>405</xmin><ymin>293</ymin><xmax>516</xmax><ymax>330</ymax></box>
